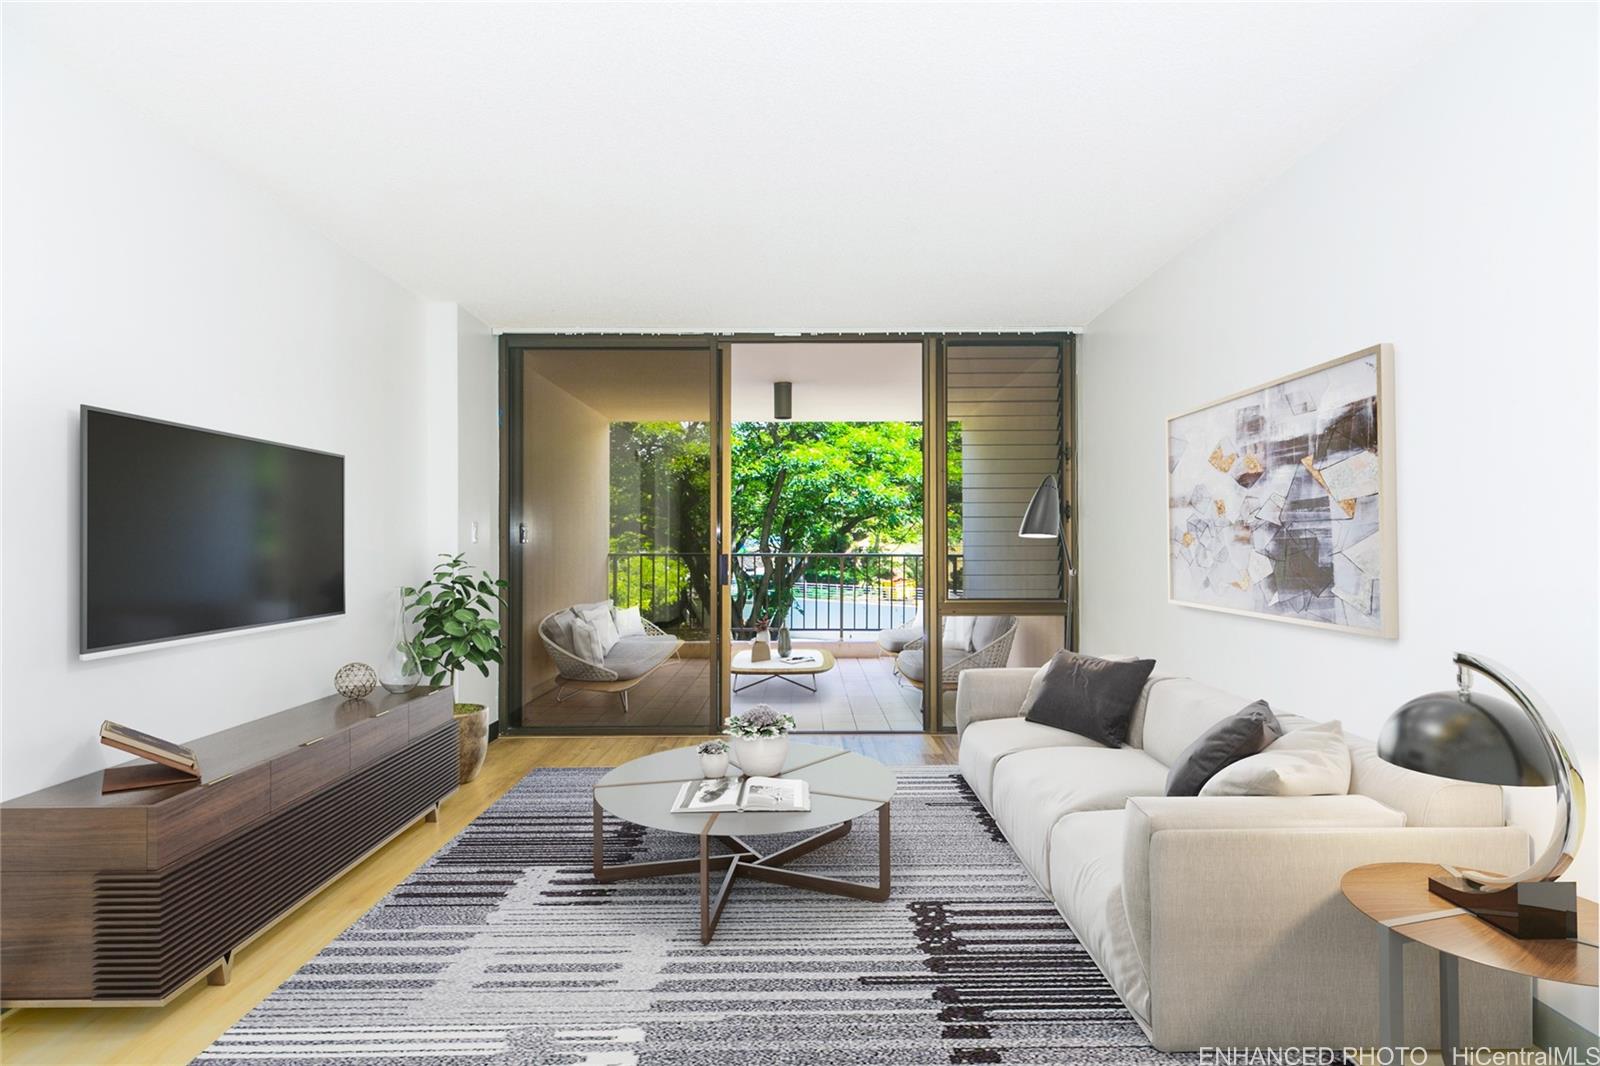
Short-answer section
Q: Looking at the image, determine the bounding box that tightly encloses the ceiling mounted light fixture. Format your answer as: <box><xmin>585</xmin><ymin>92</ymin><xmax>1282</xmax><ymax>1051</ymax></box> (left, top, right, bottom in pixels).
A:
<box><xmin>774</xmin><ymin>381</ymin><xmax>792</xmax><ymax>420</ymax></box>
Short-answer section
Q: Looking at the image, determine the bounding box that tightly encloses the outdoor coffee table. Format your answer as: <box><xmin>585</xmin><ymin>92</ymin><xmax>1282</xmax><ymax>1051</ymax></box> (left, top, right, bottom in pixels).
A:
<box><xmin>591</xmin><ymin>741</ymin><xmax>895</xmax><ymax>943</ymax></box>
<box><xmin>729</xmin><ymin>647</ymin><xmax>836</xmax><ymax>693</ymax></box>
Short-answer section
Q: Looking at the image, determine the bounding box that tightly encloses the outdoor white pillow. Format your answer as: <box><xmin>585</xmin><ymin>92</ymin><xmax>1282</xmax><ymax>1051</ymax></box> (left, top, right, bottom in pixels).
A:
<box><xmin>578</xmin><ymin>604</ymin><xmax>620</xmax><ymax>655</ymax></box>
<box><xmin>569</xmin><ymin>614</ymin><xmax>607</xmax><ymax>664</ymax></box>
<box><xmin>614</xmin><ymin>605</ymin><xmax>646</xmax><ymax>638</ymax></box>
<box><xmin>944</xmin><ymin>615</ymin><xmax>977</xmax><ymax>651</ymax></box>
<box><xmin>1200</xmin><ymin>720</ymin><xmax>1352</xmax><ymax>797</ymax></box>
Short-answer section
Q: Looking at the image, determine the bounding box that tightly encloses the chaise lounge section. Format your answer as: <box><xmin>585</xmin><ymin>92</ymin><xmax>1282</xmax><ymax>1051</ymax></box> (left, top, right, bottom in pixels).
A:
<box><xmin>955</xmin><ymin>664</ymin><xmax>1534</xmax><ymax>1052</ymax></box>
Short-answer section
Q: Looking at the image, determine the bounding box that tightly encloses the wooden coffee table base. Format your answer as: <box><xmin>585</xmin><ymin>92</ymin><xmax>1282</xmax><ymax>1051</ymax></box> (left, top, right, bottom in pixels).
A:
<box><xmin>592</xmin><ymin>801</ymin><xmax>891</xmax><ymax>944</ymax></box>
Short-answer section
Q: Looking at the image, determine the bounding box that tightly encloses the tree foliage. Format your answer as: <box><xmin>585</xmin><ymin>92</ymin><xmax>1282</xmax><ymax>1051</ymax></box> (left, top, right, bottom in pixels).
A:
<box><xmin>608</xmin><ymin>419</ymin><xmax>956</xmax><ymax>635</ymax></box>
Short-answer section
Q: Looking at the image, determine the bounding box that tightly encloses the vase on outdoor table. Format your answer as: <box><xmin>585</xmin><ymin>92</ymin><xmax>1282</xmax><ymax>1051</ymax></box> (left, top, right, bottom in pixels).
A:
<box><xmin>733</xmin><ymin>735</ymin><xmax>788</xmax><ymax>778</ymax></box>
<box><xmin>751</xmin><ymin>621</ymin><xmax>772</xmax><ymax>662</ymax></box>
<box><xmin>776</xmin><ymin>624</ymin><xmax>792</xmax><ymax>657</ymax></box>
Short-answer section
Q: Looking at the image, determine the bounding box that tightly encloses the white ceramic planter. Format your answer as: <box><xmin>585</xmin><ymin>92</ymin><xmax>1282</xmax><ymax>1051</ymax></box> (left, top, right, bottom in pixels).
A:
<box><xmin>732</xmin><ymin>735</ymin><xmax>789</xmax><ymax>778</ymax></box>
<box><xmin>699</xmin><ymin>751</ymin><xmax>730</xmax><ymax>779</ymax></box>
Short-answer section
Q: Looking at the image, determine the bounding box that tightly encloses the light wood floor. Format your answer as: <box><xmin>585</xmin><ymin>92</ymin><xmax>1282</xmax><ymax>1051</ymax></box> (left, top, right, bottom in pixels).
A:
<box><xmin>520</xmin><ymin>651</ymin><xmax>925</xmax><ymax>731</ymax></box>
<box><xmin>0</xmin><ymin>733</ymin><xmax>957</xmax><ymax>1066</ymax></box>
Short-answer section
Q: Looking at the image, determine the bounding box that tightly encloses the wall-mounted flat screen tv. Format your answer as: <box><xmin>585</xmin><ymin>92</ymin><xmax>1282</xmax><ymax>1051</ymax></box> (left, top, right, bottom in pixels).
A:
<box><xmin>81</xmin><ymin>407</ymin><xmax>345</xmax><ymax>655</ymax></box>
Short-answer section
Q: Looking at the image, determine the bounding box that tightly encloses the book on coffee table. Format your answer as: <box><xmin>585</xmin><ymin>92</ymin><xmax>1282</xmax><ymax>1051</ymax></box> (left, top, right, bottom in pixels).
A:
<box><xmin>671</xmin><ymin>775</ymin><xmax>810</xmax><ymax>813</ymax></box>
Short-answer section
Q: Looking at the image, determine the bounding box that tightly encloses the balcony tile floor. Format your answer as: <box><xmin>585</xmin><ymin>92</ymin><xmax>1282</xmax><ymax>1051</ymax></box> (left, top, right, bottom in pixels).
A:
<box><xmin>518</xmin><ymin>651</ymin><xmax>925</xmax><ymax>732</ymax></box>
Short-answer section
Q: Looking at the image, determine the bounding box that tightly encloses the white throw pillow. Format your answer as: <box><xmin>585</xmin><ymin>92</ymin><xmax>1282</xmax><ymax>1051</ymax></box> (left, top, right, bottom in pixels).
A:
<box><xmin>614</xmin><ymin>605</ymin><xmax>646</xmax><ymax>638</ymax></box>
<box><xmin>1200</xmin><ymin>720</ymin><xmax>1352</xmax><ymax>797</ymax></box>
<box><xmin>569</xmin><ymin>615</ymin><xmax>606</xmax><ymax>664</ymax></box>
<box><xmin>578</xmin><ymin>604</ymin><xmax>619</xmax><ymax>655</ymax></box>
<box><xmin>944</xmin><ymin>615</ymin><xmax>977</xmax><ymax>651</ymax></box>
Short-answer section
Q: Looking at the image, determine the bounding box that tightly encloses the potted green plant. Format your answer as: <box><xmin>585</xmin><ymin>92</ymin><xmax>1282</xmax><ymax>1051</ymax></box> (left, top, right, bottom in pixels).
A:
<box><xmin>724</xmin><ymin>705</ymin><xmax>796</xmax><ymax>777</ymax></box>
<box><xmin>404</xmin><ymin>553</ymin><xmax>507</xmax><ymax>784</ymax></box>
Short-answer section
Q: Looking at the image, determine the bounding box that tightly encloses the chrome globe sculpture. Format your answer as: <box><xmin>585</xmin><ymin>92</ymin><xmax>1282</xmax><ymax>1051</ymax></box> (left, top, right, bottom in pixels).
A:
<box><xmin>1379</xmin><ymin>652</ymin><xmax>1585</xmax><ymax>937</ymax></box>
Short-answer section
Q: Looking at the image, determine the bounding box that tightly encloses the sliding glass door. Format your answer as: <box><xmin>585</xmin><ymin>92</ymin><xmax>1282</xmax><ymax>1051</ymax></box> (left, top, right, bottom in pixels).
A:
<box><xmin>501</xmin><ymin>336</ymin><xmax>726</xmax><ymax>734</ymax></box>
<box><xmin>498</xmin><ymin>332</ymin><xmax>1074</xmax><ymax>736</ymax></box>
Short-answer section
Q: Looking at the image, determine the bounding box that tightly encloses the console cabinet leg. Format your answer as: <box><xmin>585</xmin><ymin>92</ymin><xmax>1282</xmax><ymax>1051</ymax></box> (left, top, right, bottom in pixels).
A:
<box><xmin>424</xmin><ymin>803</ymin><xmax>441</xmax><ymax>824</ymax></box>
<box><xmin>207</xmin><ymin>952</ymin><xmax>233</xmax><ymax>987</ymax></box>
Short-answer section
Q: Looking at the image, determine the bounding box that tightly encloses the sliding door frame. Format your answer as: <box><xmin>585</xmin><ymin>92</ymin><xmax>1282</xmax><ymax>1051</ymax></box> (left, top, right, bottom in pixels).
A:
<box><xmin>497</xmin><ymin>330</ymin><xmax>1076</xmax><ymax>737</ymax></box>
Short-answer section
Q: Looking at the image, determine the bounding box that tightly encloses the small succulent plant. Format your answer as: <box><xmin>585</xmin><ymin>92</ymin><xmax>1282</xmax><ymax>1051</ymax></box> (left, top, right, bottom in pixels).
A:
<box><xmin>724</xmin><ymin>705</ymin><xmax>796</xmax><ymax>739</ymax></box>
<box><xmin>697</xmin><ymin>740</ymin><xmax>728</xmax><ymax>755</ymax></box>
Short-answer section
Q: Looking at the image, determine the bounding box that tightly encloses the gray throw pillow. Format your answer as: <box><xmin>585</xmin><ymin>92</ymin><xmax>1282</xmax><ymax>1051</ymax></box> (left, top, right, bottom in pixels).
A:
<box><xmin>1021</xmin><ymin>650</ymin><xmax>1157</xmax><ymax>747</ymax></box>
<box><xmin>1164</xmin><ymin>700</ymin><xmax>1283</xmax><ymax>797</ymax></box>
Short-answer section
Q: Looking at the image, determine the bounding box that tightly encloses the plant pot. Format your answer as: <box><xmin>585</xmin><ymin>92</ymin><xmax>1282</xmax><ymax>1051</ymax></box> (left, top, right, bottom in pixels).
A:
<box><xmin>699</xmin><ymin>751</ymin><xmax>730</xmax><ymax>779</ymax></box>
<box><xmin>732</xmin><ymin>735</ymin><xmax>788</xmax><ymax>778</ymax></box>
<box><xmin>454</xmin><ymin>704</ymin><xmax>490</xmax><ymax>784</ymax></box>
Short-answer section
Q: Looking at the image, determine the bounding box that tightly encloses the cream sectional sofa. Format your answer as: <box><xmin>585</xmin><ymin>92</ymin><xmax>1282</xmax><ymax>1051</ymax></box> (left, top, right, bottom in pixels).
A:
<box><xmin>956</xmin><ymin>666</ymin><xmax>1534</xmax><ymax>1052</ymax></box>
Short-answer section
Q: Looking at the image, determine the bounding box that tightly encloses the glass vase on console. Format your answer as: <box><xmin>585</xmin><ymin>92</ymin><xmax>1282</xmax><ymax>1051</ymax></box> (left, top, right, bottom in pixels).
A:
<box><xmin>380</xmin><ymin>587</ymin><xmax>423</xmax><ymax>693</ymax></box>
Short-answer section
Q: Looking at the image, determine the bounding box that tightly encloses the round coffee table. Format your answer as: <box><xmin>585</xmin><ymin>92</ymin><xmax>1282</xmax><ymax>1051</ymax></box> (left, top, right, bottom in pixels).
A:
<box><xmin>591</xmin><ymin>741</ymin><xmax>895</xmax><ymax>943</ymax></box>
<box><xmin>729</xmin><ymin>647</ymin><xmax>836</xmax><ymax>693</ymax></box>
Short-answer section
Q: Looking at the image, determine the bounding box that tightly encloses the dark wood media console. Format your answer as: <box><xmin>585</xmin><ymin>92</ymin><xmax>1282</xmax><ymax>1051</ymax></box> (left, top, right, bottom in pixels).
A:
<box><xmin>0</xmin><ymin>686</ymin><xmax>458</xmax><ymax>1006</ymax></box>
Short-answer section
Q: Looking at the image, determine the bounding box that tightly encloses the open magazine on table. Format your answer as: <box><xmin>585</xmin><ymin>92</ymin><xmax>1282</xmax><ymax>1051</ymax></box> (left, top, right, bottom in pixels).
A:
<box><xmin>671</xmin><ymin>774</ymin><xmax>810</xmax><ymax>813</ymax></box>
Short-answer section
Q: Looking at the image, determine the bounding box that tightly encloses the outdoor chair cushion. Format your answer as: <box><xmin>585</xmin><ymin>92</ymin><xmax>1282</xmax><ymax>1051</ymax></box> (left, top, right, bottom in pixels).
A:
<box><xmin>971</xmin><ymin>615</ymin><xmax>1011</xmax><ymax>653</ymax></box>
<box><xmin>601</xmin><ymin>635</ymin><xmax>680</xmax><ymax>680</ymax></box>
<box><xmin>896</xmin><ymin>647</ymin><xmax>926</xmax><ymax>682</ymax></box>
<box><xmin>877</xmin><ymin>623</ymin><xmax>922</xmax><ymax>654</ymax></box>
<box><xmin>541</xmin><ymin>609</ymin><xmax>579</xmax><ymax>656</ymax></box>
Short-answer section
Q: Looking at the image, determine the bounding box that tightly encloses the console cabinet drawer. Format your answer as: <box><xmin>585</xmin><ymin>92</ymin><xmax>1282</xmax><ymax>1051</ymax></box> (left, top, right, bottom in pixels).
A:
<box><xmin>148</xmin><ymin>765</ymin><xmax>270</xmax><ymax>867</ymax></box>
<box><xmin>409</xmin><ymin>690</ymin><xmax>452</xmax><ymax>737</ymax></box>
<box><xmin>351</xmin><ymin>707</ymin><xmax>410</xmax><ymax>769</ymax></box>
<box><xmin>270</xmin><ymin>733</ymin><xmax>350</xmax><ymax>810</ymax></box>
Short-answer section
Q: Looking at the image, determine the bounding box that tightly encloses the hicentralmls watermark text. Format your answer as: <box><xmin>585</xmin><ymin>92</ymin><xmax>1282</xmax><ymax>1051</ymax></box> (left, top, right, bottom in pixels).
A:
<box><xmin>1199</xmin><ymin>1048</ymin><xmax>1600</xmax><ymax>1066</ymax></box>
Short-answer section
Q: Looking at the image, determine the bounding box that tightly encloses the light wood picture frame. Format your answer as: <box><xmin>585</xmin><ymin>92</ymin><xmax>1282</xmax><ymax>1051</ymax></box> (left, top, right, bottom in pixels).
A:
<box><xmin>1166</xmin><ymin>344</ymin><xmax>1397</xmax><ymax>638</ymax></box>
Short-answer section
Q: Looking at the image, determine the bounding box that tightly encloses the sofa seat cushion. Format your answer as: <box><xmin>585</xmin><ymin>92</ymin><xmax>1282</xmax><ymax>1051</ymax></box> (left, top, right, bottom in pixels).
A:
<box><xmin>1048</xmin><ymin>810</ymin><xmax>1150</xmax><ymax>1029</ymax></box>
<box><xmin>991</xmin><ymin>747</ymin><xmax>1170</xmax><ymax>892</ymax></box>
<box><xmin>958</xmin><ymin>717</ymin><xmax>1105</xmax><ymax>809</ymax></box>
<box><xmin>600</xmin><ymin>635</ymin><xmax>680</xmax><ymax>680</ymax></box>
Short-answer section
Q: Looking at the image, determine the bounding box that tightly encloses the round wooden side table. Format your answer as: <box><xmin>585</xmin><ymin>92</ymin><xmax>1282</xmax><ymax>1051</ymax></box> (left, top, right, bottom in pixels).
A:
<box><xmin>1341</xmin><ymin>863</ymin><xmax>1597</xmax><ymax>1054</ymax></box>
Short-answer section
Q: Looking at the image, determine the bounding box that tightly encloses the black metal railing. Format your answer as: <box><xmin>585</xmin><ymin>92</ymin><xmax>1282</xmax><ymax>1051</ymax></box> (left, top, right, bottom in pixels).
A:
<box><xmin>606</xmin><ymin>551</ymin><xmax>961</xmax><ymax>641</ymax></box>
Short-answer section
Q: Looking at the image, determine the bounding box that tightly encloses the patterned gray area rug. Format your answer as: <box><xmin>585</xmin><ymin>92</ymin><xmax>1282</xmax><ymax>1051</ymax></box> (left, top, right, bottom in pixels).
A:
<box><xmin>199</xmin><ymin>765</ymin><xmax>1192</xmax><ymax>1065</ymax></box>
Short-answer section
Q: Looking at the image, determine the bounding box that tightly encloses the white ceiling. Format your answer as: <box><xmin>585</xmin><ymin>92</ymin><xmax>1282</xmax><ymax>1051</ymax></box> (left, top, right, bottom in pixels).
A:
<box><xmin>10</xmin><ymin>2</ymin><xmax>1487</xmax><ymax>331</ymax></box>
<box><xmin>732</xmin><ymin>343</ymin><xmax>921</xmax><ymax>421</ymax></box>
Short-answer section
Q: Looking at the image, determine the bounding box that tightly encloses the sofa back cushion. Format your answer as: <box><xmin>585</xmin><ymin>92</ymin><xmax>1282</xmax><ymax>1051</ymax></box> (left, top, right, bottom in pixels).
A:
<box><xmin>1139</xmin><ymin>678</ymin><xmax>1260</xmax><ymax>767</ymax></box>
<box><xmin>1022</xmin><ymin>651</ymin><xmax>1156</xmax><ymax>747</ymax></box>
<box><xmin>1345</xmin><ymin>728</ymin><xmax>1504</xmax><ymax>826</ymax></box>
<box><xmin>1164</xmin><ymin>700</ymin><xmax>1282</xmax><ymax>796</ymax></box>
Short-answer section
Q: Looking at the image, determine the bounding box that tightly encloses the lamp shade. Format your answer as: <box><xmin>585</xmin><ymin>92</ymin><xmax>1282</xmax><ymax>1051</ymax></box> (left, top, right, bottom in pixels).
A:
<box><xmin>1379</xmin><ymin>689</ymin><xmax>1555</xmax><ymax>787</ymax></box>
<box><xmin>1018</xmin><ymin>475</ymin><xmax>1061</xmax><ymax>538</ymax></box>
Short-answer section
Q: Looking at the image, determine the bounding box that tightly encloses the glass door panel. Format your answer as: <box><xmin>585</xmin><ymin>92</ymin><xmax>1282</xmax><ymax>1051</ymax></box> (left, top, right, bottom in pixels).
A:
<box><xmin>503</xmin><ymin>338</ymin><xmax>721</xmax><ymax>734</ymax></box>
<box><xmin>932</xmin><ymin>336</ymin><xmax>1074</xmax><ymax>731</ymax></box>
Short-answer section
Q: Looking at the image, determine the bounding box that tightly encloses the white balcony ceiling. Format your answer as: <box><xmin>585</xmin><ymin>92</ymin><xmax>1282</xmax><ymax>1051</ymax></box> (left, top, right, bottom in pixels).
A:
<box><xmin>12</xmin><ymin>2</ymin><xmax>1487</xmax><ymax>331</ymax></box>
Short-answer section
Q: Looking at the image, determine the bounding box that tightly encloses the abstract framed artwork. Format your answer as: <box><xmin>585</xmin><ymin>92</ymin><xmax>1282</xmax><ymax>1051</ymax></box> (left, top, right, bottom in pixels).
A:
<box><xmin>1166</xmin><ymin>344</ymin><xmax>1397</xmax><ymax>637</ymax></box>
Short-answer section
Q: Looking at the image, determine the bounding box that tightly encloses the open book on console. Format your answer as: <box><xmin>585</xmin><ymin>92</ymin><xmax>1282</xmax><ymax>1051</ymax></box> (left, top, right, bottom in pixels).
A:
<box><xmin>671</xmin><ymin>775</ymin><xmax>810</xmax><ymax>813</ymax></box>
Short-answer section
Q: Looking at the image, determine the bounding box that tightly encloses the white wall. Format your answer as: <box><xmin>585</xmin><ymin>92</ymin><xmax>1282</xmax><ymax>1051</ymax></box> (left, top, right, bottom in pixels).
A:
<box><xmin>1079</xmin><ymin>4</ymin><xmax>1597</xmax><ymax>1032</ymax></box>
<box><xmin>454</xmin><ymin>306</ymin><xmax>501</xmax><ymax>715</ymax></box>
<box><xmin>1</xmin><ymin>27</ymin><xmax>433</xmax><ymax>798</ymax></box>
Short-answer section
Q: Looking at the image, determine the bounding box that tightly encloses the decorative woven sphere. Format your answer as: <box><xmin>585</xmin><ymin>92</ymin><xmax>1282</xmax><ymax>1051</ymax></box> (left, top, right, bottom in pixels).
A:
<box><xmin>334</xmin><ymin>662</ymin><xmax>378</xmax><ymax>699</ymax></box>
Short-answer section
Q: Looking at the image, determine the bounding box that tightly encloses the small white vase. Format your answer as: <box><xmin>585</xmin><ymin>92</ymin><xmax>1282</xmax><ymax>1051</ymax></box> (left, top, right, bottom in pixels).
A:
<box><xmin>733</xmin><ymin>735</ymin><xmax>788</xmax><ymax>777</ymax></box>
<box><xmin>699</xmin><ymin>751</ymin><xmax>730</xmax><ymax>779</ymax></box>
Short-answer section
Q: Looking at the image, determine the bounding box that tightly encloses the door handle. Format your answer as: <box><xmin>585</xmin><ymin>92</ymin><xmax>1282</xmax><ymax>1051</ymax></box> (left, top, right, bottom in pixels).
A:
<box><xmin>718</xmin><ymin>553</ymin><xmax>729</xmax><ymax>585</ymax></box>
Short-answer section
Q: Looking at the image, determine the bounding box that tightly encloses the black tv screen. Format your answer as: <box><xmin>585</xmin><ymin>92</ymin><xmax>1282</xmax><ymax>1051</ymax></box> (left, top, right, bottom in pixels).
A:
<box><xmin>81</xmin><ymin>408</ymin><xmax>344</xmax><ymax>654</ymax></box>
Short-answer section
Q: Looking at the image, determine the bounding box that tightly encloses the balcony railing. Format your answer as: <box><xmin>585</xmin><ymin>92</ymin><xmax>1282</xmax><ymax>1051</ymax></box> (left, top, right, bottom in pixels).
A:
<box><xmin>607</xmin><ymin>551</ymin><xmax>960</xmax><ymax>641</ymax></box>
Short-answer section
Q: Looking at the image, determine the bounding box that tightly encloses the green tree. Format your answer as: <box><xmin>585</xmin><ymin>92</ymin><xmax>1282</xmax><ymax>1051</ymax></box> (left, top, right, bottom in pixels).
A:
<box><xmin>607</xmin><ymin>419</ymin><xmax>959</xmax><ymax>636</ymax></box>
